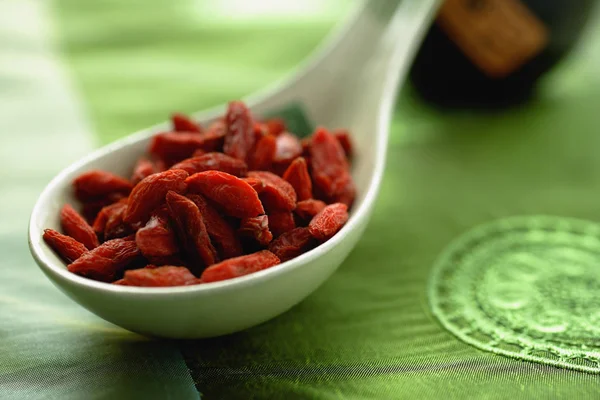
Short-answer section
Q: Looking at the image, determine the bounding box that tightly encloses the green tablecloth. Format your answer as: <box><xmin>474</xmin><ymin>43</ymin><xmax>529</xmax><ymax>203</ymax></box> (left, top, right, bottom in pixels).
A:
<box><xmin>3</xmin><ymin>0</ymin><xmax>600</xmax><ymax>398</ymax></box>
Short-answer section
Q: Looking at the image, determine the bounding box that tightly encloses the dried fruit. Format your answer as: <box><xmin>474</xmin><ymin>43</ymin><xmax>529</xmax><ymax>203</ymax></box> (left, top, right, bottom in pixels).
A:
<box><xmin>187</xmin><ymin>194</ymin><xmax>243</xmax><ymax>260</ymax></box>
<box><xmin>301</xmin><ymin>137</ymin><xmax>311</xmax><ymax>158</ymax></box>
<box><xmin>43</xmin><ymin>229</ymin><xmax>88</xmax><ymax>263</ymax></box>
<box><xmin>171</xmin><ymin>152</ymin><xmax>247</xmax><ymax>177</ymax></box>
<box><xmin>242</xmin><ymin>177</ymin><xmax>265</xmax><ymax>194</ymax></box>
<box><xmin>149</xmin><ymin>132</ymin><xmax>220</xmax><ymax>165</ymax></box>
<box><xmin>334</xmin><ymin>129</ymin><xmax>353</xmax><ymax>158</ymax></box>
<box><xmin>73</xmin><ymin>170</ymin><xmax>133</xmax><ymax>202</ymax></box>
<box><xmin>239</xmin><ymin>215</ymin><xmax>273</xmax><ymax>246</ymax></box>
<box><xmin>264</xmin><ymin>118</ymin><xmax>286</xmax><ymax>136</ymax></box>
<box><xmin>268</xmin><ymin>211</ymin><xmax>296</xmax><ymax>238</ymax></box>
<box><xmin>154</xmin><ymin>159</ymin><xmax>168</xmax><ymax>172</ymax></box>
<box><xmin>248</xmin><ymin>134</ymin><xmax>276</xmax><ymax>171</ymax></box>
<box><xmin>254</xmin><ymin>122</ymin><xmax>268</xmax><ymax>140</ymax></box>
<box><xmin>310</xmin><ymin>127</ymin><xmax>355</xmax><ymax>206</ymax></box>
<box><xmin>192</xmin><ymin>149</ymin><xmax>206</xmax><ymax>157</ymax></box>
<box><xmin>47</xmin><ymin>99</ymin><xmax>355</xmax><ymax>285</ymax></box>
<box><xmin>60</xmin><ymin>204</ymin><xmax>100</xmax><ymax>250</ymax></box>
<box><xmin>295</xmin><ymin>199</ymin><xmax>326</xmax><ymax>221</ymax></box>
<box><xmin>172</xmin><ymin>113</ymin><xmax>202</xmax><ymax>133</ymax></box>
<box><xmin>166</xmin><ymin>191</ymin><xmax>218</xmax><ymax>274</ymax></box>
<box><xmin>331</xmin><ymin>178</ymin><xmax>356</xmax><ymax>208</ymax></box>
<box><xmin>124</xmin><ymin>169</ymin><xmax>188</xmax><ymax>225</ymax></box>
<box><xmin>67</xmin><ymin>237</ymin><xmax>141</xmax><ymax>282</ymax></box>
<box><xmin>81</xmin><ymin>193</ymin><xmax>127</xmax><ymax>224</ymax></box>
<box><xmin>103</xmin><ymin>200</ymin><xmax>131</xmax><ymax>240</ymax></box>
<box><xmin>274</xmin><ymin>132</ymin><xmax>302</xmax><ymax>163</ymax></box>
<box><xmin>247</xmin><ymin>171</ymin><xmax>296</xmax><ymax>212</ymax></box>
<box><xmin>201</xmin><ymin>250</ymin><xmax>280</xmax><ymax>283</ymax></box>
<box><xmin>198</xmin><ymin>120</ymin><xmax>227</xmax><ymax>152</ymax></box>
<box><xmin>135</xmin><ymin>212</ymin><xmax>179</xmax><ymax>259</ymax></box>
<box><xmin>92</xmin><ymin>198</ymin><xmax>128</xmax><ymax>236</ymax></box>
<box><xmin>186</xmin><ymin>171</ymin><xmax>264</xmax><ymax>218</ymax></box>
<box><xmin>121</xmin><ymin>266</ymin><xmax>198</xmax><ymax>287</ymax></box>
<box><xmin>131</xmin><ymin>158</ymin><xmax>157</xmax><ymax>185</ymax></box>
<box><xmin>269</xmin><ymin>227</ymin><xmax>315</xmax><ymax>262</ymax></box>
<box><xmin>223</xmin><ymin>101</ymin><xmax>256</xmax><ymax>161</ymax></box>
<box><xmin>282</xmin><ymin>157</ymin><xmax>312</xmax><ymax>201</ymax></box>
<box><xmin>308</xmin><ymin>203</ymin><xmax>349</xmax><ymax>241</ymax></box>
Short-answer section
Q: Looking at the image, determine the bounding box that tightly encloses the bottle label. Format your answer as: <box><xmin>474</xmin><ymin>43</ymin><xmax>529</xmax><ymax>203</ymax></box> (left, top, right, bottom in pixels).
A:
<box><xmin>437</xmin><ymin>0</ymin><xmax>549</xmax><ymax>78</ymax></box>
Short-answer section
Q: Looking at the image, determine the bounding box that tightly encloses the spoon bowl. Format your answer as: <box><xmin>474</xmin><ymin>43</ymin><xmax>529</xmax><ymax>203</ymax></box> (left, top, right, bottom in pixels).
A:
<box><xmin>28</xmin><ymin>0</ymin><xmax>440</xmax><ymax>338</ymax></box>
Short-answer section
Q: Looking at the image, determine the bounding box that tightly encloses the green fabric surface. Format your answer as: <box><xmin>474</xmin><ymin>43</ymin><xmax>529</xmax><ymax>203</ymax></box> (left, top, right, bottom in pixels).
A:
<box><xmin>0</xmin><ymin>1</ymin><xmax>198</xmax><ymax>398</ymax></box>
<box><xmin>41</xmin><ymin>0</ymin><xmax>600</xmax><ymax>398</ymax></box>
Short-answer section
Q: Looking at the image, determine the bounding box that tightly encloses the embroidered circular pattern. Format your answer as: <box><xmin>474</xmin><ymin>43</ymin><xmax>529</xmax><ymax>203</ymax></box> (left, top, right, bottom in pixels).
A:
<box><xmin>428</xmin><ymin>216</ymin><xmax>600</xmax><ymax>373</ymax></box>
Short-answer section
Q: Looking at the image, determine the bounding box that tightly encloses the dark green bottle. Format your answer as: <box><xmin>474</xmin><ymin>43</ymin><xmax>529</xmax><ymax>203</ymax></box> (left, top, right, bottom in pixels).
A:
<box><xmin>410</xmin><ymin>0</ymin><xmax>598</xmax><ymax>108</ymax></box>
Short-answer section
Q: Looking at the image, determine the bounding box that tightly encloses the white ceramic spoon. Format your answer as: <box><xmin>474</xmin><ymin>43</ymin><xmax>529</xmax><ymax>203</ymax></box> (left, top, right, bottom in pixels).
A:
<box><xmin>29</xmin><ymin>0</ymin><xmax>441</xmax><ymax>338</ymax></box>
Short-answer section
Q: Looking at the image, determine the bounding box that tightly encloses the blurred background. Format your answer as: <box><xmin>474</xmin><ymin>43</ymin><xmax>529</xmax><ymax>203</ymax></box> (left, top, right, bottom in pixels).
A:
<box><xmin>47</xmin><ymin>0</ymin><xmax>353</xmax><ymax>144</ymax></box>
<box><xmin>3</xmin><ymin>0</ymin><xmax>600</xmax><ymax>398</ymax></box>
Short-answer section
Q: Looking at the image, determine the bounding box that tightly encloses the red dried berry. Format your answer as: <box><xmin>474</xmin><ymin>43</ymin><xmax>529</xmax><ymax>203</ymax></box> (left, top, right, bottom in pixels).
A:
<box><xmin>154</xmin><ymin>158</ymin><xmax>168</xmax><ymax>172</ymax></box>
<box><xmin>67</xmin><ymin>237</ymin><xmax>141</xmax><ymax>282</ymax></box>
<box><xmin>239</xmin><ymin>215</ymin><xmax>273</xmax><ymax>246</ymax></box>
<box><xmin>122</xmin><ymin>266</ymin><xmax>198</xmax><ymax>287</ymax></box>
<box><xmin>274</xmin><ymin>132</ymin><xmax>302</xmax><ymax>163</ymax></box>
<box><xmin>73</xmin><ymin>170</ymin><xmax>133</xmax><ymax>202</ymax></box>
<box><xmin>334</xmin><ymin>129</ymin><xmax>353</xmax><ymax>159</ymax></box>
<box><xmin>200</xmin><ymin>250</ymin><xmax>280</xmax><ymax>283</ymax></box>
<box><xmin>254</xmin><ymin>122</ymin><xmax>268</xmax><ymax>140</ymax></box>
<box><xmin>330</xmin><ymin>177</ymin><xmax>356</xmax><ymax>208</ymax></box>
<box><xmin>268</xmin><ymin>211</ymin><xmax>296</xmax><ymax>238</ymax></box>
<box><xmin>149</xmin><ymin>132</ymin><xmax>220</xmax><ymax>165</ymax></box>
<box><xmin>192</xmin><ymin>149</ymin><xmax>206</xmax><ymax>157</ymax></box>
<box><xmin>187</xmin><ymin>194</ymin><xmax>243</xmax><ymax>260</ymax></box>
<box><xmin>131</xmin><ymin>158</ymin><xmax>157</xmax><ymax>185</ymax></box>
<box><xmin>198</xmin><ymin>120</ymin><xmax>227</xmax><ymax>152</ymax></box>
<box><xmin>82</xmin><ymin>193</ymin><xmax>127</xmax><ymax>225</ymax></box>
<box><xmin>223</xmin><ymin>101</ymin><xmax>256</xmax><ymax>161</ymax></box>
<box><xmin>140</xmin><ymin>254</ymin><xmax>183</xmax><ymax>266</ymax></box>
<box><xmin>135</xmin><ymin>213</ymin><xmax>179</xmax><ymax>259</ymax></box>
<box><xmin>103</xmin><ymin>200</ymin><xmax>131</xmax><ymax>240</ymax></box>
<box><xmin>166</xmin><ymin>191</ymin><xmax>218</xmax><ymax>274</ymax></box>
<box><xmin>43</xmin><ymin>229</ymin><xmax>88</xmax><ymax>263</ymax></box>
<box><xmin>268</xmin><ymin>227</ymin><xmax>316</xmax><ymax>262</ymax></box>
<box><xmin>308</xmin><ymin>203</ymin><xmax>349</xmax><ymax>241</ymax></box>
<box><xmin>92</xmin><ymin>198</ymin><xmax>128</xmax><ymax>236</ymax></box>
<box><xmin>172</xmin><ymin>113</ymin><xmax>202</xmax><ymax>133</ymax></box>
<box><xmin>60</xmin><ymin>204</ymin><xmax>99</xmax><ymax>250</ymax></box>
<box><xmin>124</xmin><ymin>169</ymin><xmax>188</xmax><ymax>225</ymax></box>
<box><xmin>186</xmin><ymin>171</ymin><xmax>264</xmax><ymax>218</ymax></box>
<box><xmin>310</xmin><ymin>127</ymin><xmax>355</xmax><ymax>206</ymax></box>
<box><xmin>247</xmin><ymin>171</ymin><xmax>296</xmax><ymax>212</ymax></box>
<box><xmin>264</xmin><ymin>118</ymin><xmax>286</xmax><ymax>136</ymax></box>
<box><xmin>295</xmin><ymin>199</ymin><xmax>326</xmax><ymax>221</ymax></box>
<box><xmin>51</xmin><ymin>97</ymin><xmax>358</xmax><ymax>285</ymax></box>
<box><xmin>242</xmin><ymin>177</ymin><xmax>265</xmax><ymax>194</ymax></box>
<box><xmin>282</xmin><ymin>157</ymin><xmax>312</xmax><ymax>201</ymax></box>
<box><xmin>248</xmin><ymin>135</ymin><xmax>276</xmax><ymax>171</ymax></box>
<box><xmin>301</xmin><ymin>137</ymin><xmax>311</xmax><ymax>158</ymax></box>
<box><xmin>171</xmin><ymin>152</ymin><xmax>248</xmax><ymax>177</ymax></box>
<box><xmin>310</xmin><ymin>127</ymin><xmax>348</xmax><ymax>182</ymax></box>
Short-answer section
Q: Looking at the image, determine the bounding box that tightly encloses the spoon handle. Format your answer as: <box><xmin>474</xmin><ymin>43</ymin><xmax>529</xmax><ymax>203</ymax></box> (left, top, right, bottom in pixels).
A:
<box><xmin>249</xmin><ymin>0</ymin><xmax>442</xmax><ymax>129</ymax></box>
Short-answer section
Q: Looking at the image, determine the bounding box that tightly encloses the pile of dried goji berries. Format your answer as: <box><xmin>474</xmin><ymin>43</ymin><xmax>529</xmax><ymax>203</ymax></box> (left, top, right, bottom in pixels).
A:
<box><xmin>43</xmin><ymin>101</ymin><xmax>355</xmax><ymax>287</ymax></box>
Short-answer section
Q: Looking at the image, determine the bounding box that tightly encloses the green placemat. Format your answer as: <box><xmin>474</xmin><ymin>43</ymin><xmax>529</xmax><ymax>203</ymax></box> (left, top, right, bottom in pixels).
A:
<box><xmin>4</xmin><ymin>0</ymin><xmax>600</xmax><ymax>398</ymax></box>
